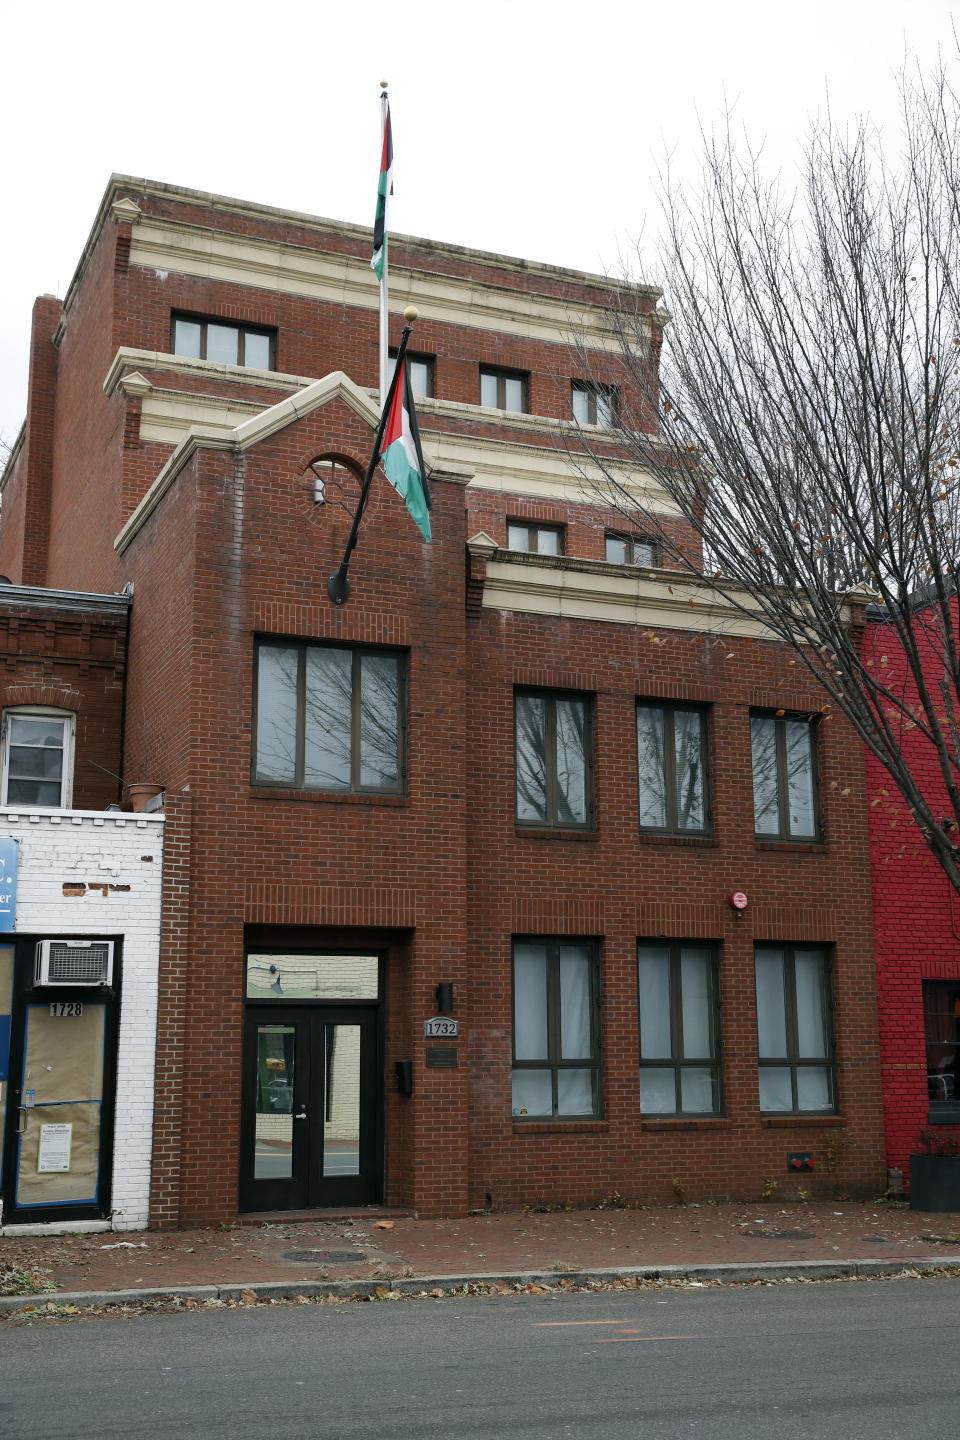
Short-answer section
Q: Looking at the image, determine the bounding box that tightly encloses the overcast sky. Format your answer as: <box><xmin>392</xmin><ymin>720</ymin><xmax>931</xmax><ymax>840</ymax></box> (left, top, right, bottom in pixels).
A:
<box><xmin>1</xmin><ymin>0</ymin><xmax>956</xmax><ymax>447</ymax></box>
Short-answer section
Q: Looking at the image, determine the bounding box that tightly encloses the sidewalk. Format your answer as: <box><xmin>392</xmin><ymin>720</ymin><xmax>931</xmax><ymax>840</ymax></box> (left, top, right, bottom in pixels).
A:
<box><xmin>3</xmin><ymin>1199</ymin><xmax>960</xmax><ymax>1313</ymax></box>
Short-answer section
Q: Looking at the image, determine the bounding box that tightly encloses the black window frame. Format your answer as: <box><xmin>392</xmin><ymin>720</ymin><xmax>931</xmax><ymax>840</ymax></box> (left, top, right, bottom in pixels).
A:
<box><xmin>636</xmin><ymin>701</ymin><xmax>711</xmax><ymax>836</ymax></box>
<box><xmin>511</xmin><ymin>937</ymin><xmax>601</xmax><ymax>1119</ymax></box>
<box><xmin>252</xmin><ymin>639</ymin><xmax>406</xmax><ymax>796</ymax></box>
<box><xmin>923</xmin><ymin>980</ymin><xmax>960</xmax><ymax>1123</ymax></box>
<box><xmin>514</xmin><ymin>688</ymin><xmax>594</xmax><ymax>831</ymax></box>
<box><xmin>755</xmin><ymin>944</ymin><xmax>836</xmax><ymax>1114</ymax></box>
<box><xmin>389</xmin><ymin>349</ymin><xmax>435</xmax><ymax>399</ymax></box>
<box><xmin>506</xmin><ymin>522</ymin><xmax>565</xmax><ymax>556</ymax></box>
<box><xmin>750</xmin><ymin>710</ymin><xmax>821</xmax><ymax>842</ymax></box>
<box><xmin>605</xmin><ymin>531</ymin><xmax>658</xmax><ymax>567</ymax></box>
<box><xmin>479</xmin><ymin>366</ymin><xmax>529</xmax><ymax>414</ymax></box>
<box><xmin>572</xmin><ymin>381</ymin><xmax>619</xmax><ymax>427</ymax></box>
<box><xmin>637</xmin><ymin>941</ymin><xmax>722</xmax><ymax>1116</ymax></box>
<box><xmin>171</xmin><ymin>313</ymin><xmax>277</xmax><ymax>370</ymax></box>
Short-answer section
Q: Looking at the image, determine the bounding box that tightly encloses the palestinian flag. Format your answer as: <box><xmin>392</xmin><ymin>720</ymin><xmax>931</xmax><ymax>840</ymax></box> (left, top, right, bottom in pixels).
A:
<box><xmin>381</xmin><ymin>357</ymin><xmax>431</xmax><ymax>540</ymax></box>
<box><xmin>372</xmin><ymin>104</ymin><xmax>393</xmax><ymax>281</ymax></box>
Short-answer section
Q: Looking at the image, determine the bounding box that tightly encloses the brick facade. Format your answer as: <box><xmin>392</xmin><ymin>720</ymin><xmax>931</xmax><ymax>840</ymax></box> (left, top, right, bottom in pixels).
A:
<box><xmin>0</xmin><ymin>591</ymin><xmax>127</xmax><ymax>812</ymax></box>
<box><xmin>0</xmin><ymin>176</ymin><xmax>888</xmax><ymax>1223</ymax></box>
<box><xmin>864</xmin><ymin>614</ymin><xmax>960</xmax><ymax>1187</ymax></box>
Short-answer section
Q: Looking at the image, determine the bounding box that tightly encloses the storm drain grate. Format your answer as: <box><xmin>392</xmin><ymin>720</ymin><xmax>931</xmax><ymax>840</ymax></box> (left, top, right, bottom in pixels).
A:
<box><xmin>283</xmin><ymin>1249</ymin><xmax>367</xmax><ymax>1263</ymax></box>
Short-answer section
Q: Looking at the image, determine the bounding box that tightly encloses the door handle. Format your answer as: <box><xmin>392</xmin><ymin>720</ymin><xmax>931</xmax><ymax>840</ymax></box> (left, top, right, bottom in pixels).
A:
<box><xmin>17</xmin><ymin>1106</ymin><xmax>27</xmax><ymax>1135</ymax></box>
<box><xmin>294</xmin><ymin>1111</ymin><xmax>307</xmax><ymax>1120</ymax></box>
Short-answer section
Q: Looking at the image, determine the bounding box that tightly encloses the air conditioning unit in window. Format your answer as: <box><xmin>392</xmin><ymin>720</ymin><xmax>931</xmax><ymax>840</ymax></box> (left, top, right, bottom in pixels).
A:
<box><xmin>35</xmin><ymin>939</ymin><xmax>114</xmax><ymax>987</ymax></box>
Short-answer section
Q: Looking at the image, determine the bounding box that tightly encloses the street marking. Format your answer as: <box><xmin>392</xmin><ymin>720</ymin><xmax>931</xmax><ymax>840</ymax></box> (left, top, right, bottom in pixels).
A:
<box><xmin>598</xmin><ymin>1335</ymin><xmax>693</xmax><ymax>1344</ymax></box>
<box><xmin>535</xmin><ymin>1320</ymin><xmax>630</xmax><ymax>1327</ymax></box>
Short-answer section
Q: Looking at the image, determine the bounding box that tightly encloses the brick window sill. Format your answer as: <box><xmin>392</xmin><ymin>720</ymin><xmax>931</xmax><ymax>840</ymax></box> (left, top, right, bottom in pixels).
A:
<box><xmin>512</xmin><ymin>1120</ymin><xmax>609</xmax><ymax>1135</ymax></box>
<box><xmin>640</xmin><ymin>1117</ymin><xmax>733</xmax><ymax>1132</ymax></box>
<box><xmin>250</xmin><ymin>787</ymin><xmax>406</xmax><ymax>807</ymax></box>
<box><xmin>515</xmin><ymin>827</ymin><xmax>599</xmax><ymax>843</ymax></box>
<box><xmin>754</xmin><ymin>839</ymin><xmax>826</xmax><ymax>854</ymax></box>
<box><xmin>761</xmin><ymin>1113</ymin><xmax>844</xmax><ymax>1128</ymax></box>
<box><xmin>637</xmin><ymin>833</ymin><xmax>720</xmax><ymax>849</ymax></box>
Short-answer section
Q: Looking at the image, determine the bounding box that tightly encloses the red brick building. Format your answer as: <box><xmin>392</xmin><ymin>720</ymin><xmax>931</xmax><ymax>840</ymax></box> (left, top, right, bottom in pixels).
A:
<box><xmin>0</xmin><ymin>176</ymin><xmax>887</xmax><ymax>1225</ymax></box>
<box><xmin>864</xmin><ymin>610</ymin><xmax>960</xmax><ymax>1190</ymax></box>
<box><xmin>0</xmin><ymin>582</ymin><xmax>169</xmax><ymax>1231</ymax></box>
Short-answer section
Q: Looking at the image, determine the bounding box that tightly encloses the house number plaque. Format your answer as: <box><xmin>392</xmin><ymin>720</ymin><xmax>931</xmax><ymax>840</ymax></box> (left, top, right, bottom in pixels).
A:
<box><xmin>423</xmin><ymin>1017</ymin><xmax>458</xmax><ymax>1038</ymax></box>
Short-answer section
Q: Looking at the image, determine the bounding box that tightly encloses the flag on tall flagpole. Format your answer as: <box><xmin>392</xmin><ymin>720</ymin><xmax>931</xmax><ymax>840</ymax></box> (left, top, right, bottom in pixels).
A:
<box><xmin>372</xmin><ymin>101</ymin><xmax>393</xmax><ymax>281</ymax></box>
<box><xmin>381</xmin><ymin>354</ymin><xmax>431</xmax><ymax>540</ymax></box>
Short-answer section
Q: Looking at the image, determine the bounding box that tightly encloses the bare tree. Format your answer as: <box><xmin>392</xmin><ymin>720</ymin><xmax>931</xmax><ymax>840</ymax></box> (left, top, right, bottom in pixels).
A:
<box><xmin>576</xmin><ymin>64</ymin><xmax>960</xmax><ymax>893</ymax></box>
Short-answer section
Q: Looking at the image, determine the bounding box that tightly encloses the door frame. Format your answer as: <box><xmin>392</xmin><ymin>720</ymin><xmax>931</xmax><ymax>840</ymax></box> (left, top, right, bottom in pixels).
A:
<box><xmin>238</xmin><ymin>950</ymin><xmax>385</xmax><ymax>1213</ymax></box>
<box><xmin>1</xmin><ymin>934</ymin><xmax>121</xmax><ymax>1225</ymax></box>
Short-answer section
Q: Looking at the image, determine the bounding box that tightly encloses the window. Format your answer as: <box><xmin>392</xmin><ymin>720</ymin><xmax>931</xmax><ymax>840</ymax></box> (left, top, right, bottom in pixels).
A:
<box><xmin>750</xmin><ymin>712</ymin><xmax>819</xmax><ymax>840</ymax></box>
<box><xmin>755</xmin><ymin>946</ymin><xmax>835</xmax><ymax>1112</ymax></box>
<box><xmin>1</xmin><ymin>708</ymin><xmax>74</xmax><ymax>808</ymax></box>
<box><xmin>480</xmin><ymin>367</ymin><xmax>528</xmax><ymax>413</ymax></box>
<box><xmin>637</xmin><ymin>943</ymin><xmax>721</xmax><ymax>1114</ymax></box>
<box><xmin>605</xmin><ymin>533</ymin><xmax>657</xmax><ymax>567</ymax></box>
<box><xmin>253</xmin><ymin>641</ymin><xmax>404</xmax><ymax>794</ymax></box>
<box><xmin>507</xmin><ymin>523</ymin><xmax>564</xmax><ymax>556</ymax></box>
<box><xmin>636</xmin><ymin>703</ymin><xmax>709</xmax><ymax>835</ymax></box>
<box><xmin>512</xmin><ymin>939</ymin><xmax>599</xmax><ymax>1117</ymax></box>
<box><xmin>572</xmin><ymin>382</ymin><xmax>618</xmax><ymax>427</ymax></box>
<box><xmin>923</xmin><ymin>981</ymin><xmax>960</xmax><ymax>1121</ymax></box>
<box><xmin>515</xmin><ymin>691</ymin><xmax>592</xmax><ymax>829</ymax></box>
<box><xmin>389</xmin><ymin>351</ymin><xmax>434</xmax><ymax>399</ymax></box>
<box><xmin>172</xmin><ymin>314</ymin><xmax>276</xmax><ymax>370</ymax></box>
<box><xmin>303</xmin><ymin>456</ymin><xmax>359</xmax><ymax>508</ymax></box>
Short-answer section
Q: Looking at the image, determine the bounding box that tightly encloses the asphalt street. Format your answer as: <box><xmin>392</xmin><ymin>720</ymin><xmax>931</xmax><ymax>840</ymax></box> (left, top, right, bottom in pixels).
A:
<box><xmin>1</xmin><ymin>1276</ymin><xmax>957</xmax><ymax>1439</ymax></box>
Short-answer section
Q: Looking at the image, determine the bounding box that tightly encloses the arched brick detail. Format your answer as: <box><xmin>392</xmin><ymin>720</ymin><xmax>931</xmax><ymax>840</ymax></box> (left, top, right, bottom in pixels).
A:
<box><xmin>299</xmin><ymin>449</ymin><xmax>365</xmax><ymax>479</ymax></box>
<box><xmin>0</xmin><ymin>684</ymin><xmax>79</xmax><ymax>711</ymax></box>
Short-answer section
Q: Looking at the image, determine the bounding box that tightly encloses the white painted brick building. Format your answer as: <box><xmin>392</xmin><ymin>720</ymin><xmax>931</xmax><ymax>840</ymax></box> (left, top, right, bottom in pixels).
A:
<box><xmin>1</xmin><ymin>809</ymin><xmax>164</xmax><ymax>1230</ymax></box>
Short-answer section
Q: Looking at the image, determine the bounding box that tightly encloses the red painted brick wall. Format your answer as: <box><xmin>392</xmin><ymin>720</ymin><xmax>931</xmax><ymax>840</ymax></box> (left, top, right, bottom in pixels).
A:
<box><xmin>864</xmin><ymin>615</ymin><xmax>960</xmax><ymax>1184</ymax></box>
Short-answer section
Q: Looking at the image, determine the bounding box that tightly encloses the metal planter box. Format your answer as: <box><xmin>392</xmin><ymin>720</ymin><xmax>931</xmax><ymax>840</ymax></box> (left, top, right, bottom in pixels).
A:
<box><xmin>909</xmin><ymin>1154</ymin><xmax>960</xmax><ymax>1212</ymax></box>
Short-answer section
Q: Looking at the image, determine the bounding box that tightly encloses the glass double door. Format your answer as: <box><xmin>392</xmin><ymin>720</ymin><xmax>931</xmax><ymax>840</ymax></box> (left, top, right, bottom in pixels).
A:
<box><xmin>240</xmin><ymin>1005</ymin><xmax>381</xmax><ymax>1211</ymax></box>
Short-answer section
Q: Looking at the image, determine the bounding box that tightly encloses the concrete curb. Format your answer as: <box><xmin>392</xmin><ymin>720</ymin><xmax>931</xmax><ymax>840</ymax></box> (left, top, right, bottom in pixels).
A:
<box><xmin>3</xmin><ymin>1254</ymin><xmax>960</xmax><ymax>1315</ymax></box>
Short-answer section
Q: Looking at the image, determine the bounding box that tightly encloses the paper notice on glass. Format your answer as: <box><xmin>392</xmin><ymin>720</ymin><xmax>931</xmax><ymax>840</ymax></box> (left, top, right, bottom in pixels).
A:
<box><xmin>37</xmin><ymin>1122</ymin><xmax>73</xmax><ymax>1173</ymax></box>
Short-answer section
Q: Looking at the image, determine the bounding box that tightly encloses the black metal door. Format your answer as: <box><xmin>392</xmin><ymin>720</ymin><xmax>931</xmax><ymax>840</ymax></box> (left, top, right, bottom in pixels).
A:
<box><xmin>239</xmin><ymin>1005</ymin><xmax>381</xmax><ymax>1212</ymax></box>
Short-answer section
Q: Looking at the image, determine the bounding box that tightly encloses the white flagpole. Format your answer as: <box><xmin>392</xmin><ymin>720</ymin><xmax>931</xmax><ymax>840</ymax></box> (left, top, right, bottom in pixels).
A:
<box><xmin>379</xmin><ymin>81</ymin><xmax>389</xmax><ymax>409</ymax></box>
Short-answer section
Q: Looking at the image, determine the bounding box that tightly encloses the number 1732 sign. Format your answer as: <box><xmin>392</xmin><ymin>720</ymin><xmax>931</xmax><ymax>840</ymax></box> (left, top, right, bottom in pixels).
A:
<box><xmin>423</xmin><ymin>1016</ymin><xmax>458</xmax><ymax>1038</ymax></box>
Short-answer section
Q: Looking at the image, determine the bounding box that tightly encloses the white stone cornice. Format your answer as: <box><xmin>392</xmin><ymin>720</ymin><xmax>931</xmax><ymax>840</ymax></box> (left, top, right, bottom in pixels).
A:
<box><xmin>111</xmin><ymin>196</ymin><xmax>141</xmax><ymax>225</ymax></box>
<box><xmin>467</xmin><ymin>532</ymin><xmax>499</xmax><ymax>558</ymax></box>
<box><xmin>102</xmin><ymin>347</ymin><xmax>319</xmax><ymax>398</ymax></box>
<box><xmin>126</xmin><ymin>215</ymin><xmax>634</xmax><ymax>351</ymax></box>
<box><xmin>117</xmin><ymin>371</ymin><xmax>152</xmax><ymax>398</ymax></box>
<box><xmin>477</xmin><ymin>550</ymin><xmax>816</xmax><ymax>639</ymax></box>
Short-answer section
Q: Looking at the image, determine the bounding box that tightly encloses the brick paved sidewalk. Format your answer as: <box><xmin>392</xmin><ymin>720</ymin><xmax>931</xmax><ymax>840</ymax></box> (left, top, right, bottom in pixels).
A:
<box><xmin>3</xmin><ymin>1199</ymin><xmax>960</xmax><ymax>1304</ymax></box>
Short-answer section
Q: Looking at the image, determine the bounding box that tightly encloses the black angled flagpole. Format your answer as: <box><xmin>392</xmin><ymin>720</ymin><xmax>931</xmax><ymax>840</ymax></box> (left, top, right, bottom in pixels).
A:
<box><xmin>327</xmin><ymin>306</ymin><xmax>418</xmax><ymax>606</ymax></box>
